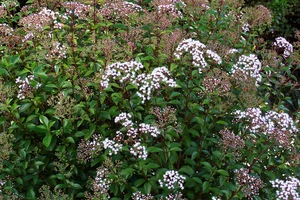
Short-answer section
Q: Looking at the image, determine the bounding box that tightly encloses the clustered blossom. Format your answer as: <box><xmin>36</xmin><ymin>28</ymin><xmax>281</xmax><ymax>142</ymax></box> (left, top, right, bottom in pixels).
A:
<box><xmin>0</xmin><ymin>5</ymin><xmax>7</xmax><ymax>18</ymax></box>
<box><xmin>228</xmin><ymin>48</ymin><xmax>239</xmax><ymax>54</ymax></box>
<box><xmin>62</xmin><ymin>2</ymin><xmax>91</xmax><ymax>20</ymax></box>
<box><xmin>19</xmin><ymin>7</ymin><xmax>64</xmax><ymax>32</ymax></box>
<box><xmin>130</xmin><ymin>142</ymin><xmax>148</xmax><ymax>160</ymax></box>
<box><xmin>101</xmin><ymin>61</ymin><xmax>176</xmax><ymax>103</ymax></box>
<box><xmin>158</xmin><ymin>3</ymin><xmax>183</xmax><ymax>18</ymax></box>
<box><xmin>100</xmin><ymin>1</ymin><xmax>142</xmax><ymax>19</ymax></box>
<box><xmin>114</xmin><ymin>112</ymin><xmax>134</xmax><ymax>127</ymax></box>
<box><xmin>15</xmin><ymin>75</ymin><xmax>41</xmax><ymax>100</ymax></box>
<box><xmin>133</xmin><ymin>67</ymin><xmax>177</xmax><ymax>103</ymax></box>
<box><xmin>174</xmin><ymin>38</ymin><xmax>222</xmax><ymax>73</ymax></box>
<box><xmin>0</xmin><ymin>23</ymin><xmax>13</xmax><ymax>36</ymax></box>
<box><xmin>101</xmin><ymin>60</ymin><xmax>144</xmax><ymax>88</ymax></box>
<box><xmin>131</xmin><ymin>191</ymin><xmax>154</xmax><ymax>200</ymax></box>
<box><xmin>219</xmin><ymin>129</ymin><xmax>245</xmax><ymax>157</ymax></box>
<box><xmin>102</xmin><ymin>138</ymin><xmax>123</xmax><ymax>156</ymax></box>
<box><xmin>202</xmin><ymin>69</ymin><xmax>231</xmax><ymax>96</ymax></box>
<box><xmin>270</xmin><ymin>176</ymin><xmax>300</xmax><ymax>200</ymax></box>
<box><xmin>273</xmin><ymin>37</ymin><xmax>293</xmax><ymax>58</ymax></box>
<box><xmin>77</xmin><ymin>134</ymin><xmax>102</xmax><ymax>162</ymax></box>
<box><xmin>231</xmin><ymin>54</ymin><xmax>262</xmax><ymax>86</ymax></box>
<box><xmin>234</xmin><ymin>168</ymin><xmax>264</xmax><ymax>198</ymax></box>
<box><xmin>158</xmin><ymin>170</ymin><xmax>186</xmax><ymax>190</ymax></box>
<box><xmin>163</xmin><ymin>192</ymin><xmax>186</xmax><ymax>200</ymax></box>
<box><xmin>93</xmin><ymin>168</ymin><xmax>111</xmax><ymax>195</ymax></box>
<box><xmin>45</xmin><ymin>41</ymin><xmax>67</xmax><ymax>61</ymax></box>
<box><xmin>139</xmin><ymin>123</ymin><xmax>160</xmax><ymax>137</ymax></box>
<box><xmin>234</xmin><ymin>108</ymin><xmax>298</xmax><ymax>149</ymax></box>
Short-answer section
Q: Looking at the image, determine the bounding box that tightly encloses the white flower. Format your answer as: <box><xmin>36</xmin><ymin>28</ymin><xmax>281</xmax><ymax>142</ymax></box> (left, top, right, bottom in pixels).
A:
<box><xmin>130</xmin><ymin>142</ymin><xmax>148</xmax><ymax>160</ymax></box>
<box><xmin>271</xmin><ymin>177</ymin><xmax>300</xmax><ymax>200</ymax></box>
<box><xmin>102</xmin><ymin>138</ymin><xmax>122</xmax><ymax>156</ymax></box>
<box><xmin>274</xmin><ymin>37</ymin><xmax>293</xmax><ymax>58</ymax></box>
<box><xmin>158</xmin><ymin>170</ymin><xmax>186</xmax><ymax>190</ymax></box>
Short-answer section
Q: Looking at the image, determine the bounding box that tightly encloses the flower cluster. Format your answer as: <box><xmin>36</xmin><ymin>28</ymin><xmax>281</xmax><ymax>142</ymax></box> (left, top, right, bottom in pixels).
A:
<box><xmin>234</xmin><ymin>168</ymin><xmax>264</xmax><ymax>198</ymax></box>
<box><xmin>77</xmin><ymin>134</ymin><xmax>102</xmax><ymax>163</ymax></box>
<box><xmin>133</xmin><ymin>67</ymin><xmax>177</xmax><ymax>103</ymax></box>
<box><xmin>202</xmin><ymin>68</ymin><xmax>231</xmax><ymax>96</ymax></box>
<box><xmin>0</xmin><ymin>23</ymin><xmax>13</xmax><ymax>36</ymax></box>
<box><xmin>102</xmin><ymin>138</ymin><xmax>123</xmax><ymax>156</ymax></box>
<box><xmin>45</xmin><ymin>41</ymin><xmax>67</xmax><ymax>61</ymax></box>
<box><xmin>15</xmin><ymin>75</ymin><xmax>41</xmax><ymax>100</ymax></box>
<box><xmin>114</xmin><ymin>112</ymin><xmax>134</xmax><ymax>127</ymax></box>
<box><xmin>62</xmin><ymin>2</ymin><xmax>92</xmax><ymax>20</ymax></box>
<box><xmin>131</xmin><ymin>191</ymin><xmax>154</xmax><ymax>200</ymax></box>
<box><xmin>93</xmin><ymin>168</ymin><xmax>111</xmax><ymax>196</ymax></box>
<box><xmin>174</xmin><ymin>38</ymin><xmax>222</xmax><ymax>73</ymax></box>
<box><xmin>270</xmin><ymin>176</ymin><xmax>300</xmax><ymax>200</ymax></box>
<box><xmin>274</xmin><ymin>37</ymin><xmax>293</xmax><ymax>58</ymax></box>
<box><xmin>219</xmin><ymin>129</ymin><xmax>245</xmax><ymax>157</ymax></box>
<box><xmin>101</xmin><ymin>60</ymin><xmax>144</xmax><ymax>88</ymax></box>
<box><xmin>234</xmin><ymin>108</ymin><xmax>298</xmax><ymax>149</ymax></box>
<box><xmin>231</xmin><ymin>54</ymin><xmax>262</xmax><ymax>86</ymax></box>
<box><xmin>100</xmin><ymin>1</ymin><xmax>142</xmax><ymax>20</ymax></box>
<box><xmin>162</xmin><ymin>192</ymin><xmax>186</xmax><ymax>200</ymax></box>
<box><xmin>139</xmin><ymin>123</ymin><xmax>160</xmax><ymax>137</ymax></box>
<box><xmin>19</xmin><ymin>7</ymin><xmax>64</xmax><ymax>32</ymax></box>
<box><xmin>158</xmin><ymin>170</ymin><xmax>186</xmax><ymax>190</ymax></box>
<box><xmin>157</xmin><ymin>0</ymin><xmax>184</xmax><ymax>19</ymax></box>
<box><xmin>130</xmin><ymin>142</ymin><xmax>148</xmax><ymax>160</ymax></box>
<box><xmin>101</xmin><ymin>61</ymin><xmax>176</xmax><ymax>103</ymax></box>
<box><xmin>0</xmin><ymin>5</ymin><xmax>7</xmax><ymax>18</ymax></box>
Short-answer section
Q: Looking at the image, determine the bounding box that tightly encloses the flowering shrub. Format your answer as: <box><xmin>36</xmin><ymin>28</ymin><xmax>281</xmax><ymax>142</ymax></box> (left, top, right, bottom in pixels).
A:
<box><xmin>0</xmin><ymin>0</ymin><xmax>299</xmax><ymax>199</ymax></box>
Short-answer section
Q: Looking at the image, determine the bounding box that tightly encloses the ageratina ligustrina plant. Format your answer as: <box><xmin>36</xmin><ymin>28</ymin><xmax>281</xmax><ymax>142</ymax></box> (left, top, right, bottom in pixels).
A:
<box><xmin>0</xmin><ymin>0</ymin><xmax>299</xmax><ymax>199</ymax></box>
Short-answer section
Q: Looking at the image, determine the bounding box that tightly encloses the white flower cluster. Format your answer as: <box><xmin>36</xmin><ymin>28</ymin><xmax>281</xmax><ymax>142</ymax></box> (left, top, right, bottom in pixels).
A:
<box><xmin>174</xmin><ymin>38</ymin><xmax>222</xmax><ymax>73</ymax></box>
<box><xmin>231</xmin><ymin>54</ymin><xmax>262</xmax><ymax>86</ymax></box>
<box><xmin>93</xmin><ymin>168</ymin><xmax>111</xmax><ymax>194</ymax></box>
<box><xmin>158</xmin><ymin>170</ymin><xmax>186</xmax><ymax>190</ymax></box>
<box><xmin>15</xmin><ymin>75</ymin><xmax>41</xmax><ymax>100</ymax></box>
<box><xmin>100</xmin><ymin>1</ymin><xmax>142</xmax><ymax>19</ymax></box>
<box><xmin>270</xmin><ymin>177</ymin><xmax>300</xmax><ymax>200</ymax></box>
<box><xmin>101</xmin><ymin>61</ymin><xmax>176</xmax><ymax>103</ymax></box>
<box><xmin>274</xmin><ymin>37</ymin><xmax>293</xmax><ymax>58</ymax></box>
<box><xmin>228</xmin><ymin>48</ymin><xmax>239</xmax><ymax>54</ymax></box>
<box><xmin>139</xmin><ymin>123</ymin><xmax>160</xmax><ymax>137</ymax></box>
<box><xmin>131</xmin><ymin>191</ymin><xmax>154</xmax><ymax>200</ymax></box>
<box><xmin>115</xmin><ymin>112</ymin><xmax>134</xmax><ymax>127</ymax></box>
<box><xmin>101</xmin><ymin>60</ymin><xmax>144</xmax><ymax>88</ymax></box>
<box><xmin>234</xmin><ymin>108</ymin><xmax>298</xmax><ymax>148</ymax></box>
<box><xmin>62</xmin><ymin>2</ymin><xmax>92</xmax><ymax>20</ymax></box>
<box><xmin>102</xmin><ymin>138</ymin><xmax>123</xmax><ymax>156</ymax></box>
<box><xmin>130</xmin><ymin>142</ymin><xmax>148</xmax><ymax>160</ymax></box>
<box><xmin>133</xmin><ymin>67</ymin><xmax>177</xmax><ymax>103</ymax></box>
<box><xmin>158</xmin><ymin>4</ymin><xmax>183</xmax><ymax>18</ymax></box>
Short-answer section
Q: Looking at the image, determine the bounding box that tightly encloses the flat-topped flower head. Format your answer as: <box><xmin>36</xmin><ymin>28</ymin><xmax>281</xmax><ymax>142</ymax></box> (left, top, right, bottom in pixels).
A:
<box><xmin>274</xmin><ymin>37</ymin><xmax>293</xmax><ymax>58</ymax></box>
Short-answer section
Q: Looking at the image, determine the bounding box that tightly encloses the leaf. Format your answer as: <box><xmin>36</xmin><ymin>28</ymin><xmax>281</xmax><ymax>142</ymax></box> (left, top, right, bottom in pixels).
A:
<box><xmin>216</xmin><ymin>120</ymin><xmax>228</xmax><ymax>125</ymax></box>
<box><xmin>0</xmin><ymin>68</ymin><xmax>9</xmax><ymax>76</ymax></box>
<box><xmin>66</xmin><ymin>137</ymin><xmax>75</xmax><ymax>143</ymax></box>
<box><xmin>179</xmin><ymin>165</ymin><xmax>194</xmax><ymax>176</ymax></box>
<box><xmin>217</xmin><ymin>169</ymin><xmax>229</xmax><ymax>176</ymax></box>
<box><xmin>134</xmin><ymin>179</ymin><xmax>146</xmax><ymax>187</ymax></box>
<box><xmin>43</xmin><ymin>134</ymin><xmax>52</xmax><ymax>147</ymax></box>
<box><xmin>147</xmin><ymin>147</ymin><xmax>162</xmax><ymax>152</ymax></box>
<box><xmin>202</xmin><ymin>181</ymin><xmax>210</xmax><ymax>193</ymax></box>
<box><xmin>144</xmin><ymin>182</ymin><xmax>152</xmax><ymax>194</ymax></box>
<box><xmin>39</xmin><ymin>115</ymin><xmax>49</xmax><ymax>127</ymax></box>
<box><xmin>201</xmin><ymin>162</ymin><xmax>213</xmax><ymax>173</ymax></box>
<box><xmin>19</xmin><ymin>103</ymin><xmax>32</xmax><ymax>113</ymax></box>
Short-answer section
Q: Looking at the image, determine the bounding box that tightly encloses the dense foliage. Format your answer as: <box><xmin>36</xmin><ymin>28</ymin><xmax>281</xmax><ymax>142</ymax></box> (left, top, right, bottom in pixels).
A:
<box><xmin>0</xmin><ymin>0</ymin><xmax>299</xmax><ymax>199</ymax></box>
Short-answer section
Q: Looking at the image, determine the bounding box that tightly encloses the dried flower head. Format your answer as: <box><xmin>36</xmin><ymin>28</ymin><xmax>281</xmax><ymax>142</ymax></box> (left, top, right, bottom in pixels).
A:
<box><xmin>62</xmin><ymin>2</ymin><xmax>92</xmax><ymax>20</ymax></box>
<box><xmin>100</xmin><ymin>1</ymin><xmax>142</xmax><ymax>20</ymax></box>
<box><xmin>234</xmin><ymin>168</ymin><xmax>264</xmax><ymax>198</ymax></box>
<box><xmin>92</xmin><ymin>167</ymin><xmax>111</xmax><ymax>197</ymax></box>
<box><xmin>202</xmin><ymin>68</ymin><xmax>231</xmax><ymax>96</ymax></box>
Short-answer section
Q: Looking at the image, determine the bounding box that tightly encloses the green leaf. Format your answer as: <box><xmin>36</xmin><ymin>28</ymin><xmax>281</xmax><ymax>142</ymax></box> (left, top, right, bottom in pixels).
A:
<box><xmin>66</xmin><ymin>137</ymin><xmax>75</xmax><ymax>143</ymax></box>
<box><xmin>19</xmin><ymin>103</ymin><xmax>32</xmax><ymax>113</ymax></box>
<box><xmin>201</xmin><ymin>162</ymin><xmax>213</xmax><ymax>173</ymax></box>
<box><xmin>217</xmin><ymin>169</ymin><xmax>229</xmax><ymax>176</ymax></box>
<box><xmin>99</xmin><ymin>111</ymin><xmax>111</xmax><ymax>120</ymax></box>
<box><xmin>134</xmin><ymin>179</ymin><xmax>146</xmax><ymax>187</ymax></box>
<box><xmin>39</xmin><ymin>115</ymin><xmax>49</xmax><ymax>127</ymax></box>
<box><xmin>216</xmin><ymin>120</ymin><xmax>228</xmax><ymax>125</ymax></box>
<box><xmin>43</xmin><ymin>134</ymin><xmax>52</xmax><ymax>147</ymax></box>
<box><xmin>147</xmin><ymin>147</ymin><xmax>162</xmax><ymax>152</ymax></box>
<box><xmin>144</xmin><ymin>182</ymin><xmax>152</xmax><ymax>194</ymax></box>
<box><xmin>0</xmin><ymin>68</ymin><xmax>9</xmax><ymax>76</ymax></box>
<box><xmin>202</xmin><ymin>181</ymin><xmax>210</xmax><ymax>193</ymax></box>
<box><xmin>179</xmin><ymin>165</ymin><xmax>194</xmax><ymax>175</ymax></box>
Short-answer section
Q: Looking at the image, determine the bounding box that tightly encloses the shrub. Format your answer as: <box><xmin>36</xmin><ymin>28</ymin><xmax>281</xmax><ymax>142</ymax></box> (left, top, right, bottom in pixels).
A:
<box><xmin>0</xmin><ymin>0</ymin><xmax>299</xmax><ymax>199</ymax></box>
